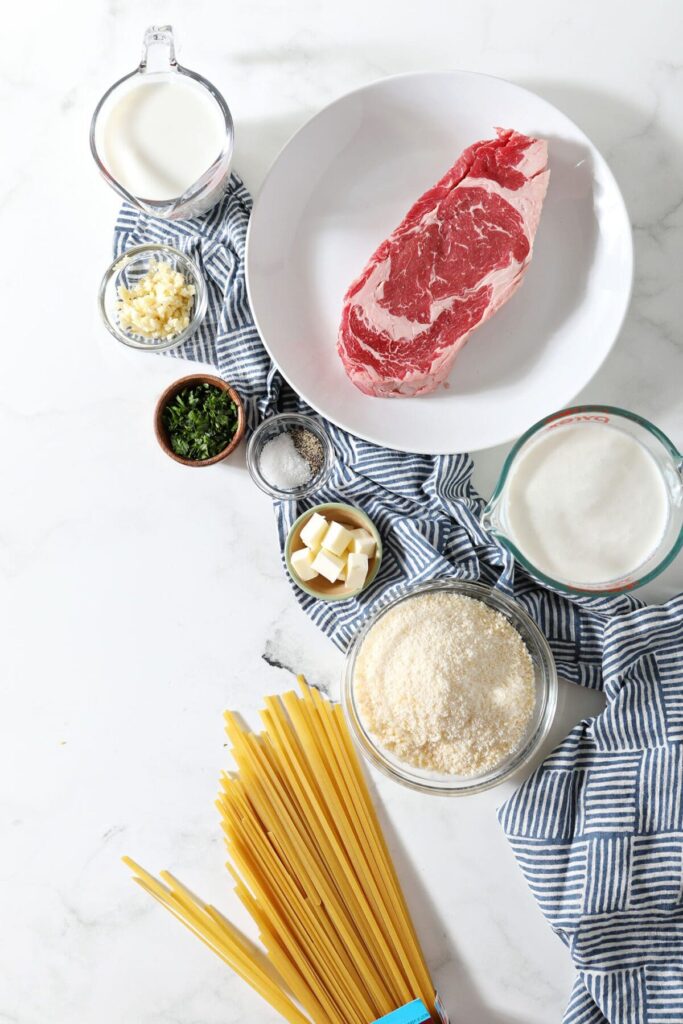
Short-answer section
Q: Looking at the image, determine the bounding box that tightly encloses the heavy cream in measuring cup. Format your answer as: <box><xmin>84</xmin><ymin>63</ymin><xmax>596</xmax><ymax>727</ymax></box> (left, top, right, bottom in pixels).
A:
<box><xmin>503</xmin><ymin>422</ymin><xmax>669</xmax><ymax>585</ymax></box>
<box><xmin>102</xmin><ymin>79</ymin><xmax>225</xmax><ymax>202</ymax></box>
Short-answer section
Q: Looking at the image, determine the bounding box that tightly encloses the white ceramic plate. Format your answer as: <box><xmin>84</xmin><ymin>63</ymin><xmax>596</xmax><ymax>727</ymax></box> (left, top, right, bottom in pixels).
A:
<box><xmin>246</xmin><ymin>71</ymin><xmax>633</xmax><ymax>453</ymax></box>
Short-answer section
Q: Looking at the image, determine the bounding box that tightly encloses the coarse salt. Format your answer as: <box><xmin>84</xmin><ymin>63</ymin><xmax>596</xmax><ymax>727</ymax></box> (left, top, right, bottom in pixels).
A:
<box><xmin>259</xmin><ymin>431</ymin><xmax>312</xmax><ymax>490</ymax></box>
<box><xmin>354</xmin><ymin>592</ymin><xmax>535</xmax><ymax>776</ymax></box>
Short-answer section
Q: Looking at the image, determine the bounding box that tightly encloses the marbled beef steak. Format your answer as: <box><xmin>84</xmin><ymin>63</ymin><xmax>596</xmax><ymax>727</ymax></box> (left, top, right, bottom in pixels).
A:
<box><xmin>337</xmin><ymin>128</ymin><xmax>549</xmax><ymax>397</ymax></box>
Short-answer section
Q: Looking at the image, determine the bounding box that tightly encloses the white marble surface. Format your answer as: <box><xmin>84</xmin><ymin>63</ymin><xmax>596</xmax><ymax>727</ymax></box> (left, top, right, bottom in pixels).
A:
<box><xmin>1</xmin><ymin>1</ymin><xmax>682</xmax><ymax>1022</ymax></box>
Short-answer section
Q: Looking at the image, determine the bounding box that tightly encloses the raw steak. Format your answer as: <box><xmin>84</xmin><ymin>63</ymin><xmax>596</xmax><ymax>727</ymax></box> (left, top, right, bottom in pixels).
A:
<box><xmin>337</xmin><ymin>128</ymin><xmax>549</xmax><ymax>397</ymax></box>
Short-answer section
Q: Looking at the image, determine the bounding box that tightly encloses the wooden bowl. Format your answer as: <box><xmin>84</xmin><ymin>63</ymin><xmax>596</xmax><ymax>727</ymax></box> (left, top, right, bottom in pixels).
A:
<box><xmin>285</xmin><ymin>502</ymin><xmax>383</xmax><ymax>601</ymax></box>
<box><xmin>154</xmin><ymin>374</ymin><xmax>246</xmax><ymax>467</ymax></box>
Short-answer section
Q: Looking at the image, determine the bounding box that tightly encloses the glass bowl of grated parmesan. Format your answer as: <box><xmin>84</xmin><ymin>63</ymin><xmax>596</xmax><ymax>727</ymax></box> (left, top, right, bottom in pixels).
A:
<box><xmin>343</xmin><ymin>579</ymin><xmax>557</xmax><ymax>796</ymax></box>
<box><xmin>98</xmin><ymin>243</ymin><xmax>208</xmax><ymax>352</ymax></box>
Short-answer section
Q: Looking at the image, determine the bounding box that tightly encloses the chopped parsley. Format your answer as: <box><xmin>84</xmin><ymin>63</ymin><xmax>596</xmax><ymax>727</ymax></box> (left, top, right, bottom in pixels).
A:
<box><xmin>163</xmin><ymin>383</ymin><xmax>239</xmax><ymax>461</ymax></box>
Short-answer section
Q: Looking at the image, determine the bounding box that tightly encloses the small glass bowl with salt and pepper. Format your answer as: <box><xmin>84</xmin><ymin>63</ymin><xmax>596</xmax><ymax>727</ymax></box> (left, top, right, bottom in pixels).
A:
<box><xmin>246</xmin><ymin>413</ymin><xmax>335</xmax><ymax>499</ymax></box>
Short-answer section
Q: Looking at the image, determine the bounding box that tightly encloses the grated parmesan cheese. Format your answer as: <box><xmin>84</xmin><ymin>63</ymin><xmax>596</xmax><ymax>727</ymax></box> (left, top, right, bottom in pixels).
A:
<box><xmin>116</xmin><ymin>259</ymin><xmax>195</xmax><ymax>339</ymax></box>
<box><xmin>354</xmin><ymin>592</ymin><xmax>535</xmax><ymax>776</ymax></box>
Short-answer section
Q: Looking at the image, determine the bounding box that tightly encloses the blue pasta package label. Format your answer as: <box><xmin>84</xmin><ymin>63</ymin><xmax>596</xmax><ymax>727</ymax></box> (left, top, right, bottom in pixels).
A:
<box><xmin>373</xmin><ymin>995</ymin><xmax>450</xmax><ymax>1024</ymax></box>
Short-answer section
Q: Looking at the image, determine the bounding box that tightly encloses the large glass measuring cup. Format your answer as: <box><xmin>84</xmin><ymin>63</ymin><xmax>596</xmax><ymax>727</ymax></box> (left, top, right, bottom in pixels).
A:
<box><xmin>481</xmin><ymin>406</ymin><xmax>683</xmax><ymax>595</ymax></box>
<box><xmin>90</xmin><ymin>26</ymin><xmax>234</xmax><ymax>221</ymax></box>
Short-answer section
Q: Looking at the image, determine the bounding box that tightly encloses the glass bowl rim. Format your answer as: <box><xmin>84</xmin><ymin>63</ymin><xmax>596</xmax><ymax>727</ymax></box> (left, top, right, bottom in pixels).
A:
<box><xmin>342</xmin><ymin>578</ymin><xmax>558</xmax><ymax>796</ymax></box>
<box><xmin>483</xmin><ymin>404</ymin><xmax>683</xmax><ymax>597</ymax></box>
<box><xmin>98</xmin><ymin>242</ymin><xmax>208</xmax><ymax>352</ymax></box>
<box><xmin>246</xmin><ymin>412</ymin><xmax>335</xmax><ymax>500</ymax></box>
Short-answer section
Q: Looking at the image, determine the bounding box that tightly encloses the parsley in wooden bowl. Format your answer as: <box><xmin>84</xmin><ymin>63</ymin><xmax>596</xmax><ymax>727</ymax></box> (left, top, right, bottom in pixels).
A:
<box><xmin>154</xmin><ymin>374</ymin><xmax>245</xmax><ymax>466</ymax></box>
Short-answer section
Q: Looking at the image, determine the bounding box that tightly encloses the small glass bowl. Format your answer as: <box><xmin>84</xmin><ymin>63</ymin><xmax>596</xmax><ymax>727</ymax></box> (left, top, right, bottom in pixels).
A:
<box><xmin>343</xmin><ymin>579</ymin><xmax>557</xmax><ymax>796</ymax></box>
<box><xmin>246</xmin><ymin>413</ymin><xmax>335</xmax><ymax>499</ymax></box>
<box><xmin>98</xmin><ymin>243</ymin><xmax>208</xmax><ymax>352</ymax></box>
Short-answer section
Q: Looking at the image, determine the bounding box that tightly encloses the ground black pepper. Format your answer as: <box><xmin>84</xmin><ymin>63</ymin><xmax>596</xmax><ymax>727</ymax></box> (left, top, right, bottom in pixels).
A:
<box><xmin>291</xmin><ymin>427</ymin><xmax>325</xmax><ymax>475</ymax></box>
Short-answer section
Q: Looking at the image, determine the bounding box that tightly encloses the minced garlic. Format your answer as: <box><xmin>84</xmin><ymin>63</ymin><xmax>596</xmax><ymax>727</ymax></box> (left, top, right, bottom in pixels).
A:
<box><xmin>117</xmin><ymin>260</ymin><xmax>195</xmax><ymax>339</ymax></box>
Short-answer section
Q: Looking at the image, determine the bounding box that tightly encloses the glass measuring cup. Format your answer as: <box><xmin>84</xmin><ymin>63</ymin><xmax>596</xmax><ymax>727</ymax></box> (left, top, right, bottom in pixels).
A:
<box><xmin>90</xmin><ymin>26</ymin><xmax>234</xmax><ymax>220</ymax></box>
<box><xmin>481</xmin><ymin>405</ymin><xmax>683</xmax><ymax>595</ymax></box>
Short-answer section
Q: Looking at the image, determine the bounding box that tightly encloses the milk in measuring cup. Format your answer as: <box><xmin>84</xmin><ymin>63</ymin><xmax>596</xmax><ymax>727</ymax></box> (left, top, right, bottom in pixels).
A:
<box><xmin>102</xmin><ymin>78</ymin><xmax>226</xmax><ymax>202</ymax></box>
<box><xmin>503</xmin><ymin>422</ymin><xmax>669</xmax><ymax>585</ymax></box>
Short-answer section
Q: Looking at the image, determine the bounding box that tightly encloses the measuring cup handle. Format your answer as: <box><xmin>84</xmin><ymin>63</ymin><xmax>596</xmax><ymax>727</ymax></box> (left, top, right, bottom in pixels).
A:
<box><xmin>139</xmin><ymin>25</ymin><xmax>177</xmax><ymax>73</ymax></box>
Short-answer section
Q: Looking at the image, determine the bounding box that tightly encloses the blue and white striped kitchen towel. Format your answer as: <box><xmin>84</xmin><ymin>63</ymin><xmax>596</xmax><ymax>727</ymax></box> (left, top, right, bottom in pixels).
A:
<box><xmin>114</xmin><ymin>175</ymin><xmax>683</xmax><ymax>1024</ymax></box>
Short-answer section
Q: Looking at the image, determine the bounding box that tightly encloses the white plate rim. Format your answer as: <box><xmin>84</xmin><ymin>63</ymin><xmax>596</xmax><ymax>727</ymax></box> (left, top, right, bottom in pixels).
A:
<box><xmin>246</xmin><ymin>69</ymin><xmax>634</xmax><ymax>454</ymax></box>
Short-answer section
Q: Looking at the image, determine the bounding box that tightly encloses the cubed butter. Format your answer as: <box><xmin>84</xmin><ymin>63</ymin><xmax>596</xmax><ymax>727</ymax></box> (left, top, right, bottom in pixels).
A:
<box><xmin>322</xmin><ymin>519</ymin><xmax>353</xmax><ymax>557</ymax></box>
<box><xmin>300</xmin><ymin>512</ymin><xmax>328</xmax><ymax>550</ymax></box>
<box><xmin>291</xmin><ymin>546</ymin><xmax>319</xmax><ymax>582</ymax></box>
<box><xmin>345</xmin><ymin>551</ymin><xmax>369</xmax><ymax>591</ymax></box>
<box><xmin>311</xmin><ymin>548</ymin><xmax>345</xmax><ymax>583</ymax></box>
<box><xmin>350</xmin><ymin>527</ymin><xmax>376</xmax><ymax>558</ymax></box>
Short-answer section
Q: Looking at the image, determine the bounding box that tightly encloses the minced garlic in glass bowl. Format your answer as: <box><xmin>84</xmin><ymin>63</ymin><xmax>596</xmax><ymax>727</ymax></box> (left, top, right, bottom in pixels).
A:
<box><xmin>117</xmin><ymin>259</ymin><xmax>195</xmax><ymax>340</ymax></box>
<box><xmin>98</xmin><ymin>243</ymin><xmax>207</xmax><ymax>352</ymax></box>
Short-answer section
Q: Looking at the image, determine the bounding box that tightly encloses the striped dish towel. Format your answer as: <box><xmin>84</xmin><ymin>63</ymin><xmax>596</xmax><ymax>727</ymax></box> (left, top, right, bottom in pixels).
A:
<box><xmin>114</xmin><ymin>175</ymin><xmax>683</xmax><ymax>1024</ymax></box>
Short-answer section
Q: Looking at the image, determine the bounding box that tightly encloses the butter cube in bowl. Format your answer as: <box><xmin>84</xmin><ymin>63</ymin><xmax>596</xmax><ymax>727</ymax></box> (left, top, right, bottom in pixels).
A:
<box><xmin>285</xmin><ymin>503</ymin><xmax>382</xmax><ymax>601</ymax></box>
